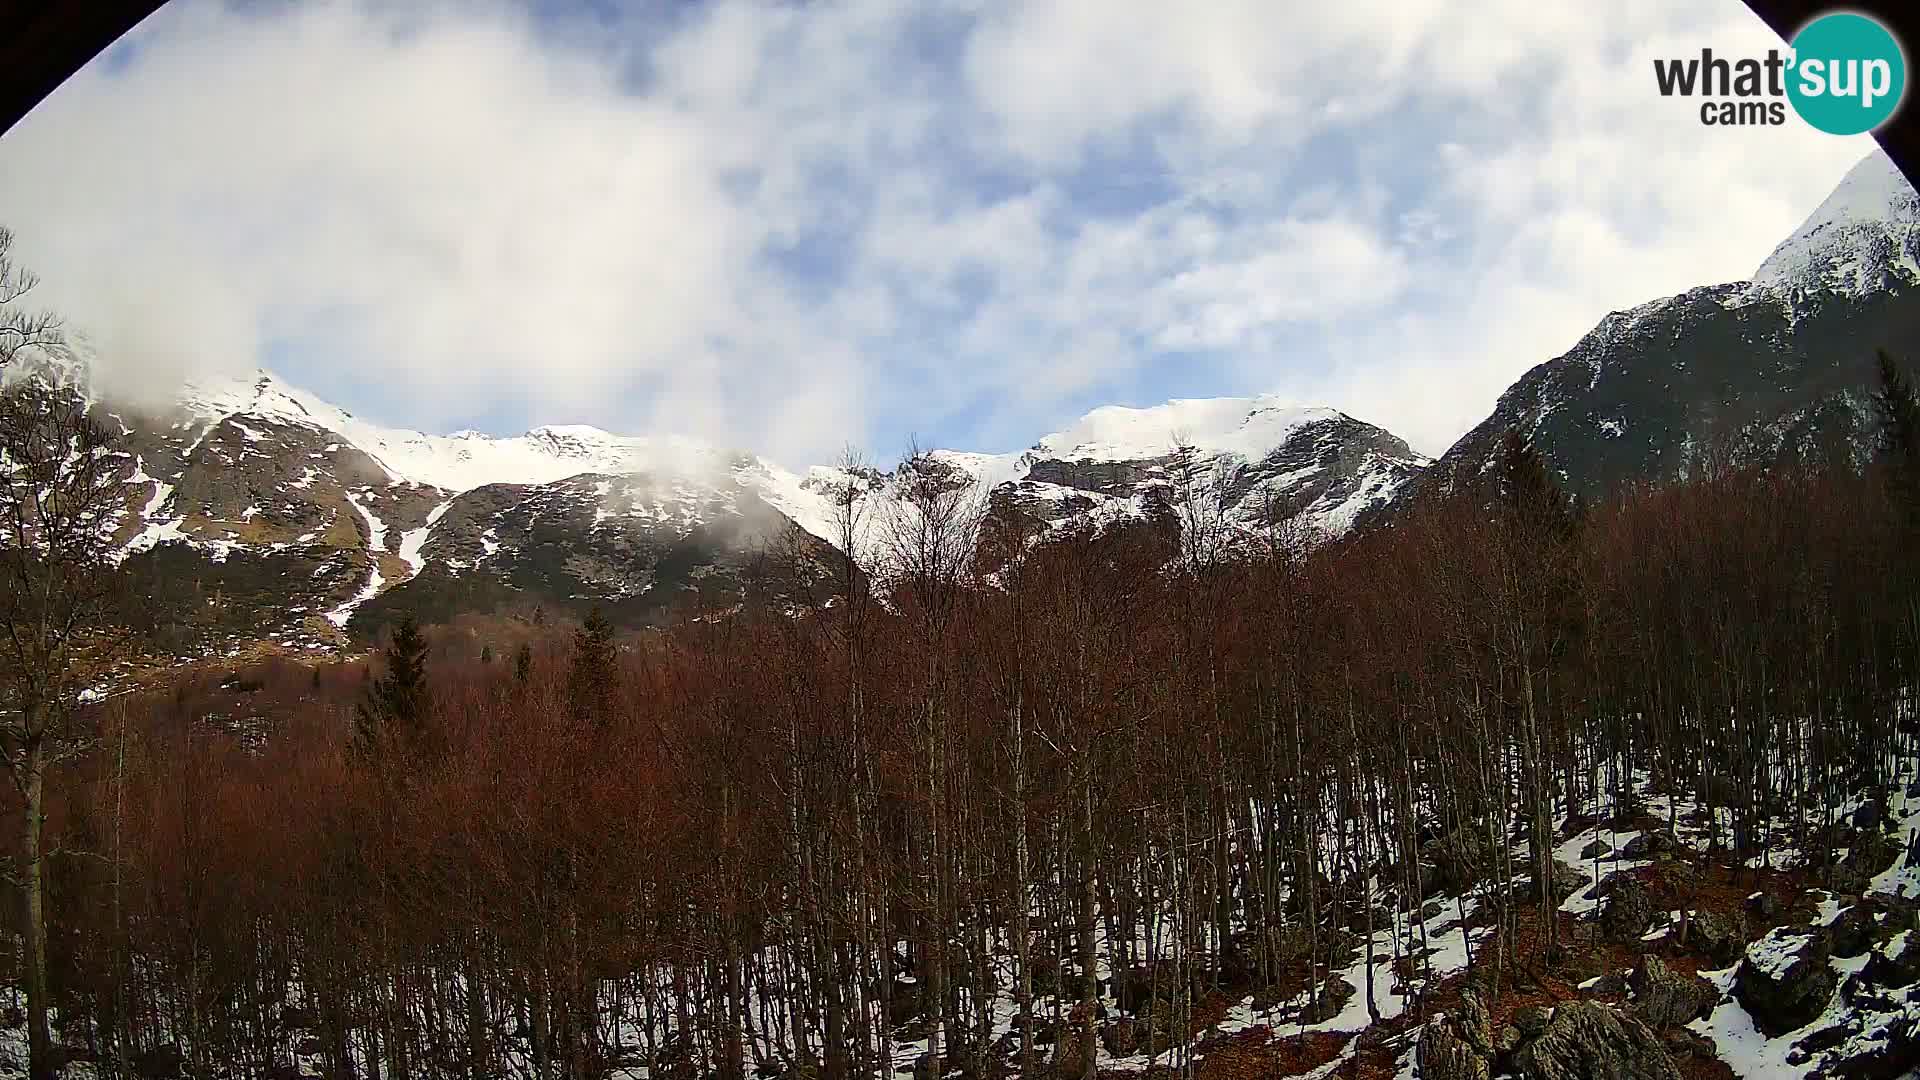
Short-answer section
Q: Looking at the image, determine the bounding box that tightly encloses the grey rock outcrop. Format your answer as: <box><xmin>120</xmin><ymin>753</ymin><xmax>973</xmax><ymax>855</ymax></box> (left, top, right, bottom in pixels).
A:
<box><xmin>1629</xmin><ymin>956</ymin><xmax>1719</xmax><ymax>1029</ymax></box>
<box><xmin>1734</xmin><ymin>926</ymin><xmax>1837</xmax><ymax>1036</ymax></box>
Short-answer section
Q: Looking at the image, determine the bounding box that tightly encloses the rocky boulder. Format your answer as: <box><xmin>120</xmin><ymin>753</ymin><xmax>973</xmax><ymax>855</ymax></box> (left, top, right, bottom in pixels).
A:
<box><xmin>1863</xmin><ymin>930</ymin><xmax>1920</xmax><ymax>989</ymax></box>
<box><xmin>1420</xmin><ymin>997</ymin><xmax>1684</xmax><ymax>1080</ymax></box>
<box><xmin>1629</xmin><ymin>956</ymin><xmax>1719</xmax><ymax>1029</ymax></box>
<box><xmin>1522</xmin><ymin>859</ymin><xmax>1591</xmax><ymax>905</ymax></box>
<box><xmin>1686</xmin><ymin>909</ymin><xmax>1747</xmax><ymax>968</ymax></box>
<box><xmin>1599</xmin><ymin>875</ymin><xmax>1656</xmax><ymax>942</ymax></box>
<box><xmin>1734</xmin><ymin>926</ymin><xmax>1837</xmax><ymax>1036</ymax></box>
<box><xmin>1509</xmin><ymin>1001</ymin><xmax>1683</xmax><ymax>1080</ymax></box>
<box><xmin>1622</xmin><ymin>830</ymin><xmax>1681</xmax><ymax>859</ymax></box>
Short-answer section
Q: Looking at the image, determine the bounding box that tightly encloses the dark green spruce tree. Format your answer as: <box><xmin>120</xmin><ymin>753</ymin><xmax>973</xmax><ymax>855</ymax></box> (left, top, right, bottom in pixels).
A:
<box><xmin>354</xmin><ymin>614</ymin><xmax>431</xmax><ymax>759</ymax></box>
<box><xmin>1498</xmin><ymin>426</ymin><xmax>1576</xmax><ymax>543</ymax></box>
<box><xmin>569</xmin><ymin>607</ymin><xmax>618</xmax><ymax>726</ymax></box>
<box><xmin>1877</xmin><ymin>348</ymin><xmax>1920</xmax><ymax>521</ymax></box>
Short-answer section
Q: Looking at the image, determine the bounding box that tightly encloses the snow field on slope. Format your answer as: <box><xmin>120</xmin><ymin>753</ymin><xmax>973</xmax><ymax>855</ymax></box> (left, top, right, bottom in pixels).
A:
<box><xmin>326</xmin><ymin>491</ymin><xmax>388</xmax><ymax>628</ymax></box>
<box><xmin>1037</xmin><ymin>396</ymin><xmax>1338</xmax><ymax>464</ymax></box>
<box><xmin>395</xmin><ymin>499</ymin><xmax>454</xmax><ymax>581</ymax></box>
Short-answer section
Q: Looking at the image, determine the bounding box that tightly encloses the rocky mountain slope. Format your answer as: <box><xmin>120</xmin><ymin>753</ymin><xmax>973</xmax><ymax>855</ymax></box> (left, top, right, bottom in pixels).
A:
<box><xmin>975</xmin><ymin>397</ymin><xmax>1425</xmax><ymax>544</ymax></box>
<box><xmin>1428</xmin><ymin>148</ymin><xmax>1920</xmax><ymax>502</ymax></box>
<box><xmin>86</xmin><ymin>370</ymin><xmax>850</xmax><ymax>653</ymax></box>
<box><xmin>66</xmin><ymin>366</ymin><xmax>1422</xmax><ymax>653</ymax></box>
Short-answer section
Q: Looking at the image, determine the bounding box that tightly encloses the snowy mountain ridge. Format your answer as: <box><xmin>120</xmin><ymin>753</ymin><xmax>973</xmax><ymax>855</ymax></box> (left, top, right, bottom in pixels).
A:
<box><xmin>173</xmin><ymin>370</ymin><xmax>760</xmax><ymax>494</ymax></box>
<box><xmin>79</xmin><ymin>365</ymin><xmax>1424</xmax><ymax>648</ymax></box>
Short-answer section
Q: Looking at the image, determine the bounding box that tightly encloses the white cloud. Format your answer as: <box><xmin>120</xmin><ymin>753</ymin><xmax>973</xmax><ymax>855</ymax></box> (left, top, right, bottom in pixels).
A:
<box><xmin>1151</xmin><ymin>218</ymin><xmax>1414</xmax><ymax>348</ymax></box>
<box><xmin>4</xmin><ymin>2</ymin><xmax>764</xmax><ymax>429</ymax></box>
<box><xmin>0</xmin><ymin>0</ymin><xmax>1888</xmax><ymax>467</ymax></box>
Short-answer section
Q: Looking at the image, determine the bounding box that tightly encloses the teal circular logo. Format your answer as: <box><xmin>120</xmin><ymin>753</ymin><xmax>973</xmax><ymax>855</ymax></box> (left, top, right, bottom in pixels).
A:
<box><xmin>1787</xmin><ymin>13</ymin><xmax>1906</xmax><ymax>135</ymax></box>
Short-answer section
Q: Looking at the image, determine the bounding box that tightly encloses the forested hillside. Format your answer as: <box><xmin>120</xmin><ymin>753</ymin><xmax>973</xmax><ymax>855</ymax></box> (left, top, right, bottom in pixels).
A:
<box><xmin>10</xmin><ymin>356</ymin><xmax>1920</xmax><ymax>1080</ymax></box>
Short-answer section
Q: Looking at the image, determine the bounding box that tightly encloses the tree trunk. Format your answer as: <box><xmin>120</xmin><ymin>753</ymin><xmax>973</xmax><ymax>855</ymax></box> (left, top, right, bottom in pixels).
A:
<box><xmin>466</xmin><ymin>928</ymin><xmax>489</xmax><ymax>1080</ymax></box>
<box><xmin>23</xmin><ymin>739</ymin><xmax>54</xmax><ymax>1080</ymax></box>
<box><xmin>1013</xmin><ymin>727</ymin><xmax>1034</xmax><ymax>1080</ymax></box>
<box><xmin>1079</xmin><ymin>782</ymin><xmax>1097</xmax><ymax>1080</ymax></box>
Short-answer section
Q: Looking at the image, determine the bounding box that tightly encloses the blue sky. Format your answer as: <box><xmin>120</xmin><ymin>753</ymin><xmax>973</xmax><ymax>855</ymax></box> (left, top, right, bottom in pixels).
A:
<box><xmin>0</xmin><ymin>0</ymin><xmax>1879</xmax><ymax>466</ymax></box>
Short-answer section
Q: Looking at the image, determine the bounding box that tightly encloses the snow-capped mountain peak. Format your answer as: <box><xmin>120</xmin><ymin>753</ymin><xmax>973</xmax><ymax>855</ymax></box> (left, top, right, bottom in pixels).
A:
<box><xmin>900</xmin><ymin>395</ymin><xmax>1430</xmax><ymax>548</ymax></box>
<box><xmin>1750</xmin><ymin>149</ymin><xmax>1920</xmax><ymax>298</ymax></box>
<box><xmin>1035</xmin><ymin>395</ymin><xmax>1345</xmax><ymax>464</ymax></box>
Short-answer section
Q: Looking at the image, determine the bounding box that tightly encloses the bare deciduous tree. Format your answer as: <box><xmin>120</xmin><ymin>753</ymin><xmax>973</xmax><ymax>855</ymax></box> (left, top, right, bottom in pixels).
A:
<box><xmin>0</xmin><ymin>369</ymin><xmax>125</xmax><ymax>1080</ymax></box>
<box><xmin>0</xmin><ymin>230</ymin><xmax>64</xmax><ymax>372</ymax></box>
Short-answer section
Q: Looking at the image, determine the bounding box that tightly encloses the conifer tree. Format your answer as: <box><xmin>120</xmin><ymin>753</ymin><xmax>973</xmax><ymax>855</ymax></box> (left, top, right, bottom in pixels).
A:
<box><xmin>1498</xmin><ymin>427</ymin><xmax>1574</xmax><ymax>542</ymax></box>
<box><xmin>1876</xmin><ymin>348</ymin><xmax>1920</xmax><ymax>521</ymax></box>
<box><xmin>354</xmin><ymin>615</ymin><xmax>430</xmax><ymax>758</ymax></box>
<box><xmin>1496</xmin><ymin>427</ymin><xmax>1584</xmax><ymax>659</ymax></box>
<box><xmin>569</xmin><ymin>607</ymin><xmax>617</xmax><ymax>726</ymax></box>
